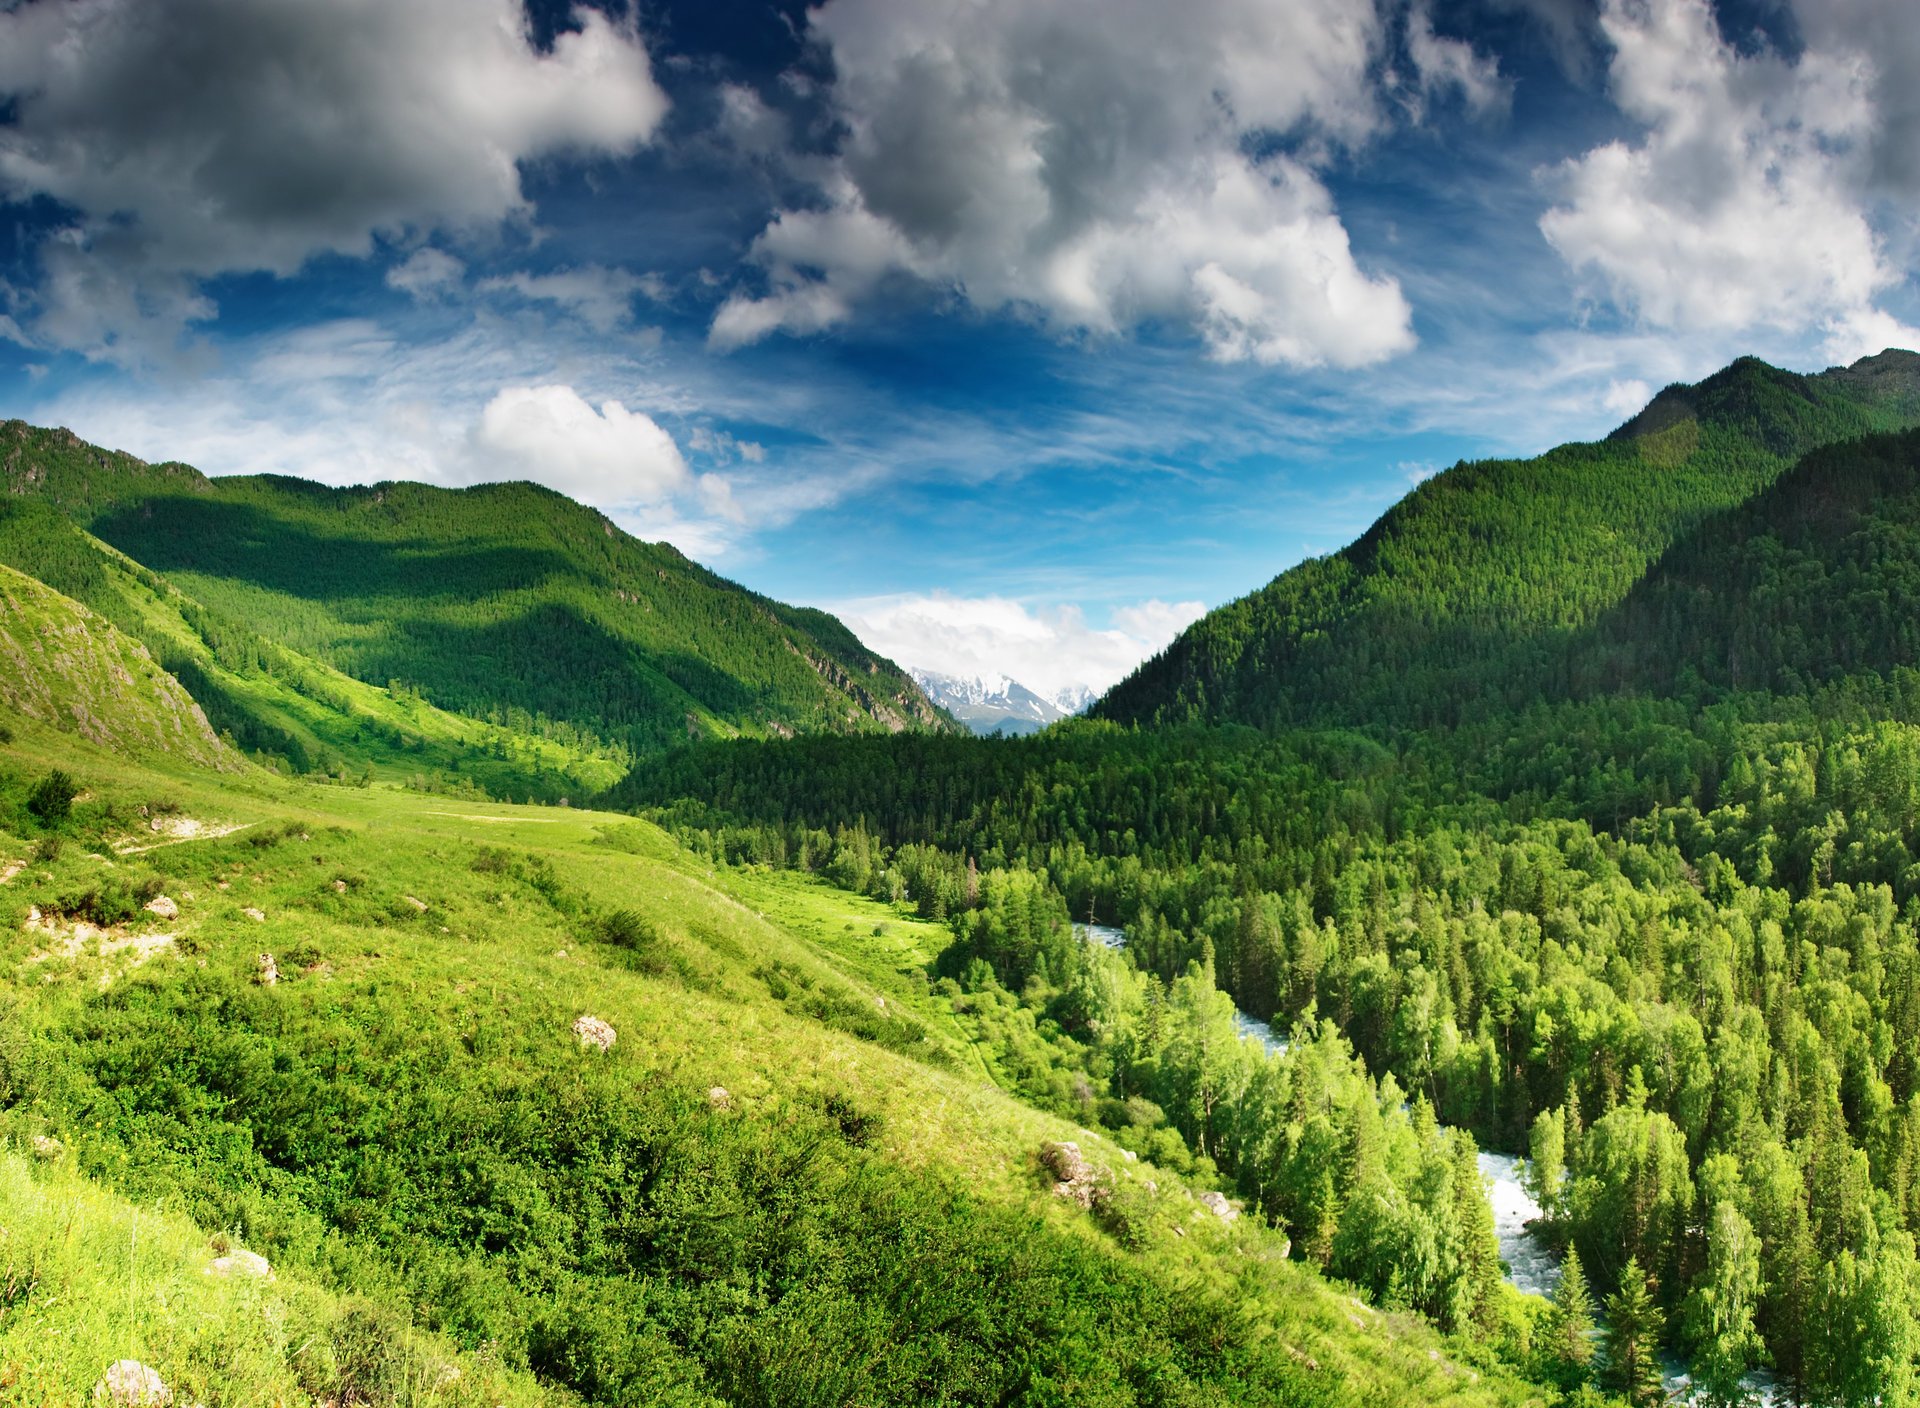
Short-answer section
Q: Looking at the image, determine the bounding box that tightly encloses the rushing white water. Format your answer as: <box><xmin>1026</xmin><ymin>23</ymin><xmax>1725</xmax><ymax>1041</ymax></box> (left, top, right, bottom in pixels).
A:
<box><xmin>1475</xmin><ymin>1151</ymin><xmax>1561</xmax><ymax>1298</ymax></box>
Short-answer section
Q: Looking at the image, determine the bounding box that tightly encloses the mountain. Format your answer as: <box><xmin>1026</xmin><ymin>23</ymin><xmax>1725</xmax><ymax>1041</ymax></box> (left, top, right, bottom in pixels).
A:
<box><xmin>1</xmin><ymin>419</ymin><xmax>952</xmax><ymax>771</ymax></box>
<box><xmin>1571</xmin><ymin>425</ymin><xmax>1920</xmax><ymax>698</ymax></box>
<box><xmin>911</xmin><ymin>668</ymin><xmax>1070</xmax><ymax>736</ymax></box>
<box><xmin>1051</xmin><ymin>683</ymin><xmax>1097</xmax><ymax>715</ymax></box>
<box><xmin>1095</xmin><ymin>350</ymin><xmax>1920</xmax><ymax>732</ymax></box>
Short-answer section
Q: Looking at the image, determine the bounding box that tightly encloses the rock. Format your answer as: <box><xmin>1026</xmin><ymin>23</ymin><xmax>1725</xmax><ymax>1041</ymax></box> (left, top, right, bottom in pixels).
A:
<box><xmin>553</xmin><ymin>949</ymin><xmax>568</xmax><ymax>959</ymax></box>
<box><xmin>242</xmin><ymin>907</ymin><xmax>266</xmax><ymax>922</ymax></box>
<box><xmin>94</xmin><ymin>1361</ymin><xmax>171</xmax><ymax>1406</ymax></box>
<box><xmin>1198</xmin><ymin>1190</ymin><xmax>1240</xmax><ymax>1223</ymax></box>
<box><xmin>1038</xmin><ymin>1140</ymin><xmax>1103</xmax><ymax>1209</ymax></box>
<box><xmin>402</xmin><ymin>895</ymin><xmax>428</xmax><ymax>912</ymax></box>
<box><xmin>256</xmin><ymin>953</ymin><xmax>279</xmax><ymax>986</ymax></box>
<box><xmin>208</xmin><ymin>1248</ymin><xmax>273</xmax><ymax>1280</ymax></box>
<box><xmin>30</xmin><ymin>1133</ymin><xmax>62</xmax><ymax>1160</ymax></box>
<box><xmin>144</xmin><ymin>895</ymin><xmax>178</xmax><ymax>920</ymax></box>
<box><xmin>708</xmin><ymin>1086</ymin><xmax>731</xmax><ymax>1109</ymax></box>
<box><xmin>572</xmin><ymin>1015</ymin><xmax>616</xmax><ymax>1052</ymax></box>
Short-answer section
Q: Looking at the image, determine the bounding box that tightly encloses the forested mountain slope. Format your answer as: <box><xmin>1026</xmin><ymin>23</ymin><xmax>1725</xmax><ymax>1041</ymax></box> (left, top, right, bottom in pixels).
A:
<box><xmin>1570</xmin><ymin>425</ymin><xmax>1920</xmax><ymax>698</ymax></box>
<box><xmin>1</xmin><ymin>418</ymin><xmax>950</xmax><ymax>758</ymax></box>
<box><xmin>1096</xmin><ymin>351</ymin><xmax>1920</xmax><ymax>731</ymax></box>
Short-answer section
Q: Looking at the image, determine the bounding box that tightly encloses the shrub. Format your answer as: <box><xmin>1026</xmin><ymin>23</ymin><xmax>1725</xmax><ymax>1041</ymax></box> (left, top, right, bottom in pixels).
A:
<box><xmin>25</xmin><ymin>770</ymin><xmax>77</xmax><ymax>825</ymax></box>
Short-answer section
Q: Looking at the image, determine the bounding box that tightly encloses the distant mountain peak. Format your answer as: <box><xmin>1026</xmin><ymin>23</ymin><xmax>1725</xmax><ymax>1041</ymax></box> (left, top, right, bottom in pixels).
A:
<box><xmin>911</xmin><ymin>667</ymin><xmax>1092</xmax><ymax>736</ymax></box>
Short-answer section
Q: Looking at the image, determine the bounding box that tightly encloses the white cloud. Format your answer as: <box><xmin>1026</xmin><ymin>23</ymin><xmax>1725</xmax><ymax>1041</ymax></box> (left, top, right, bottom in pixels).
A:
<box><xmin>470</xmin><ymin>384</ymin><xmax>692</xmax><ymax>508</ymax></box>
<box><xmin>710</xmin><ymin>0</ymin><xmax>1428</xmax><ymax>367</ymax></box>
<box><xmin>1602</xmin><ymin>377</ymin><xmax>1650</xmax><ymax>419</ymax></box>
<box><xmin>835</xmin><ymin>592</ymin><xmax>1208</xmax><ymax>699</ymax></box>
<box><xmin>1540</xmin><ymin>0</ymin><xmax>1910</xmax><ymax>349</ymax></box>
<box><xmin>0</xmin><ymin>0</ymin><xmax>668</xmax><ymax>363</ymax></box>
<box><xmin>479</xmin><ymin>265</ymin><xmax>665</xmax><ymax>333</ymax></box>
<box><xmin>387</xmin><ymin>248</ymin><xmax>467</xmax><ymax>300</ymax></box>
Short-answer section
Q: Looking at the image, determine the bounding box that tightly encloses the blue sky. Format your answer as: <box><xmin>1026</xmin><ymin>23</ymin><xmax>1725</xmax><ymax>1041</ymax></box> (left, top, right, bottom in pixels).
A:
<box><xmin>2</xmin><ymin>0</ymin><xmax>1917</xmax><ymax>697</ymax></box>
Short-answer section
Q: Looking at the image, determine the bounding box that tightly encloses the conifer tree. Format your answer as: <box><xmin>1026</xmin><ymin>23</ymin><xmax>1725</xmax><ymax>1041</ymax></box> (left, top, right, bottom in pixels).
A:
<box><xmin>1546</xmin><ymin>1244</ymin><xmax>1596</xmax><ymax>1373</ymax></box>
<box><xmin>1602</xmin><ymin>1257</ymin><xmax>1666</xmax><ymax>1408</ymax></box>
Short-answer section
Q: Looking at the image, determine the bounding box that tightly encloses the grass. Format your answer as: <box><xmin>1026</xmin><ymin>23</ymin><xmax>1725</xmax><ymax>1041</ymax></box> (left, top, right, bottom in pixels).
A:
<box><xmin>0</xmin><ymin>713</ymin><xmax>1553</xmax><ymax>1406</ymax></box>
<box><xmin>0</xmin><ymin>1147</ymin><xmax>551</xmax><ymax>1406</ymax></box>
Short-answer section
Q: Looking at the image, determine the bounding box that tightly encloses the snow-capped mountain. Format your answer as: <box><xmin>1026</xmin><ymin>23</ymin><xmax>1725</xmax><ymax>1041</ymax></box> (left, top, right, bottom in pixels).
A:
<box><xmin>1050</xmin><ymin>684</ymin><xmax>1097</xmax><ymax>715</ymax></box>
<box><xmin>912</xmin><ymin>669</ymin><xmax>1091</xmax><ymax>736</ymax></box>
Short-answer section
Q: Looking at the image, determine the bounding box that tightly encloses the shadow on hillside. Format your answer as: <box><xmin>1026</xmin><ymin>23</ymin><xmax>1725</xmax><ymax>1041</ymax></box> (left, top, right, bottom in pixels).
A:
<box><xmin>91</xmin><ymin>496</ymin><xmax>573</xmax><ymax>605</ymax></box>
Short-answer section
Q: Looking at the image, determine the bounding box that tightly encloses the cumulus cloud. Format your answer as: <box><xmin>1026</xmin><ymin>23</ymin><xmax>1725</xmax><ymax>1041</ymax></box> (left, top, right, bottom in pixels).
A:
<box><xmin>479</xmin><ymin>265</ymin><xmax>665</xmax><ymax>333</ymax></box>
<box><xmin>470</xmin><ymin>384</ymin><xmax>693</xmax><ymax>508</ymax></box>
<box><xmin>1540</xmin><ymin>0</ymin><xmax>1917</xmax><ymax>353</ymax></box>
<box><xmin>710</xmin><ymin>0</ymin><xmax>1434</xmax><ymax>368</ymax></box>
<box><xmin>836</xmin><ymin>592</ymin><xmax>1208</xmax><ymax>700</ymax></box>
<box><xmin>0</xmin><ymin>0</ymin><xmax>668</xmax><ymax>362</ymax></box>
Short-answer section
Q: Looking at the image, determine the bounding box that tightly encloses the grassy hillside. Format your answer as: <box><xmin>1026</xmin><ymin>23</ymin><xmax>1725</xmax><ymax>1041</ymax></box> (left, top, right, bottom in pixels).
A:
<box><xmin>0</xmin><ymin>561</ymin><xmax>238</xmax><ymax>772</ymax></box>
<box><xmin>0</xmin><ymin>711</ymin><xmax>1547</xmax><ymax>1407</ymax></box>
<box><xmin>1</xmin><ymin>417</ymin><xmax>951</xmax><ymax>759</ymax></box>
<box><xmin>0</xmin><ymin>498</ymin><xmax>624</xmax><ymax>798</ymax></box>
<box><xmin>1096</xmin><ymin>350</ymin><xmax>1920</xmax><ymax>732</ymax></box>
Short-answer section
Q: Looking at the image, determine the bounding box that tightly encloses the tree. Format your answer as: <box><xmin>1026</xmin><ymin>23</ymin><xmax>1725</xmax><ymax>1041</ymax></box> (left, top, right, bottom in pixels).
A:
<box><xmin>1545</xmin><ymin>1243</ymin><xmax>1597</xmax><ymax>1375</ymax></box>
<box><xmin>1528</xmin><ymin>1104</ymin><xmax>1567</xmax><ymax>1223</ymax></box>
<box><xmin>1602</xmin><ymin>1257</ymin><xmax>1667</xmax><ymax>1408</ymax></box>
<box><xmin>1683</xmin><ymin>1201</ymin><xmax>1763</xmax><ymax>1408</ymax></box>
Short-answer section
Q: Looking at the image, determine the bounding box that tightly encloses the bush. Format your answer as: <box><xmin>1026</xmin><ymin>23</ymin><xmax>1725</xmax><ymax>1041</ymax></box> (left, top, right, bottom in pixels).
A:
<box><xmin>25</xmin><ymin>770</ymin><xmax>77</xmax><ymax>825</ymax></box>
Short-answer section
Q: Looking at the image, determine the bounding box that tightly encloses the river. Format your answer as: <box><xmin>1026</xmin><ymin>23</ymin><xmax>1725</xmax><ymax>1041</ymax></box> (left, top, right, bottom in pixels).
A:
<box><xmin>1074</xmin><ymin>923</ymin><xmax>1785</xmax><ymax>1404</ymax></box>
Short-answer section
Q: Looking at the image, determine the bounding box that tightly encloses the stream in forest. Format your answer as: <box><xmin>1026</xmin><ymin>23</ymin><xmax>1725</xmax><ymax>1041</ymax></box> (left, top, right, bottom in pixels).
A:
<box><xmin>1075</xmin><ymin>922</ymin><xmax>1786</xmax><ymax>1404</ymax></box>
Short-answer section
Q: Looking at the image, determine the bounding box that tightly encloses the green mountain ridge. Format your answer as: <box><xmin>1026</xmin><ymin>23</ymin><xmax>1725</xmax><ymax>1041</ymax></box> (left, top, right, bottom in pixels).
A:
<box><xmin>1</xmin><ymin>418</ymin><xmax>952</xmax><ymax>772</ymax></box>
<box><xmin>1096</xmin><ymin>349</ymin><xmax>1920</xmax><ymax>732</ymax></box>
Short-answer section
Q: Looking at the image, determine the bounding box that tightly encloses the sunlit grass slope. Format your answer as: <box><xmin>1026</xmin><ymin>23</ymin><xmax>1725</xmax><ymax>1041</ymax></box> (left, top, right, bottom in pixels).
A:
<box><xmin>0</xmin><ymin>711</ymin><xmax>1544</xmax><ymax>1407</ymax></box>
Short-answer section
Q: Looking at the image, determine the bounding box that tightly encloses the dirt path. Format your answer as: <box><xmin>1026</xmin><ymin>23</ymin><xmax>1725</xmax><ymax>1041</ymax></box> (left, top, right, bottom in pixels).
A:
<box><xmin>115</xmin><ymin>820</ymin><xmax>257</xmax><ymax>855</ymax></box>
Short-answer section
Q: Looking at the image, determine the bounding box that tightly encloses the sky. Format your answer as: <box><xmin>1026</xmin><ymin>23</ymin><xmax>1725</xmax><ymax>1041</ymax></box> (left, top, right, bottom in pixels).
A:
<box><xmin>1</xmin><ymin>0</ymin><xmax>1917</xmax><ymax>699</ymax></box>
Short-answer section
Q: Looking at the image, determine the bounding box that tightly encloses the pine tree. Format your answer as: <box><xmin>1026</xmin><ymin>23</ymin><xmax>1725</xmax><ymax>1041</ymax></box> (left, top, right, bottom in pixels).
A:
<box><xmin>1546</xmin><ymin>1244</ymin><xmax>1596</xmax><ymax>1373</ymax></box>
<box><xmin>1602</xmin><ymin>1257</ymin><xmax>1667</xmax><ymax>1408</ymax></box>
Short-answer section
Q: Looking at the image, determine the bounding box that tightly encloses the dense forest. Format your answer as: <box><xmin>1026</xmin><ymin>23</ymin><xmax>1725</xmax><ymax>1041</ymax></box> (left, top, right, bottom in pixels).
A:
<box><xmin>613</xmin><ymin>372</ymin><xmax>1920</xmax><ymax>1405</ymax></box>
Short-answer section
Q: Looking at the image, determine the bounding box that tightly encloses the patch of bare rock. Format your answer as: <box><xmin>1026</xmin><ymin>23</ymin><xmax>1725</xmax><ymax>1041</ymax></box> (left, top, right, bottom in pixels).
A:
<box><xmin>94</xmin><ymin>1360</ymin><xmax>171</xmax><ymax>1406</ymax></box>
<box><xmin>573</xmin><ymin>1015</ymin><xmax>616</xmax><ymax>1051</ymax></box>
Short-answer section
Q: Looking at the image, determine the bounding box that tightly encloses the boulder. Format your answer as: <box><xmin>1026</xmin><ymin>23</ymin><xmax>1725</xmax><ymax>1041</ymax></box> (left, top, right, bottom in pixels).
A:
<box><xmin>143</xmin><ymin>895</ymin><xmax>178</xmax><ymax>920</ymax></box>
<box><xmin>208</xmin><ymin>1248</ymin><xmax>273</xmax><ymax>1280</ymax></box>
<box><xmin>572</xmin><ymin>1015</ymin><xmax>616</xmax><ymax>1052</ymax></box>
<box><xmin>93</xmin><ymin>1361</ymin><xmax>171</xmax><ymax>1406</ymax></box>
<box><xmin>30</xmin><ymin>1133</ymin><xmax>62</xmax><ymax>1160</ymax></box>
<box><xmin>1038</xmin><ymin>1140</ymin><xmax>1103</xmax><ymax>1210</ymax></box>
<box><xmin>402</xmin><ymin>895</ymin><xmax>428</xmax><ymax>912</ymax></box>
<box><xmin>242</xmin><ymin>907</ymin><xmax>266</xmax><ymax>922</ymax></box>
<box><xmin>1199</xmin><ymin>1190</ymin><xmax>1240</xmax><ymax>1223</ymax></box>
<box><xmin>708</xmin><ymin>1086</ymin><xmax>732</xmax><ymax>1109</ymax></box>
